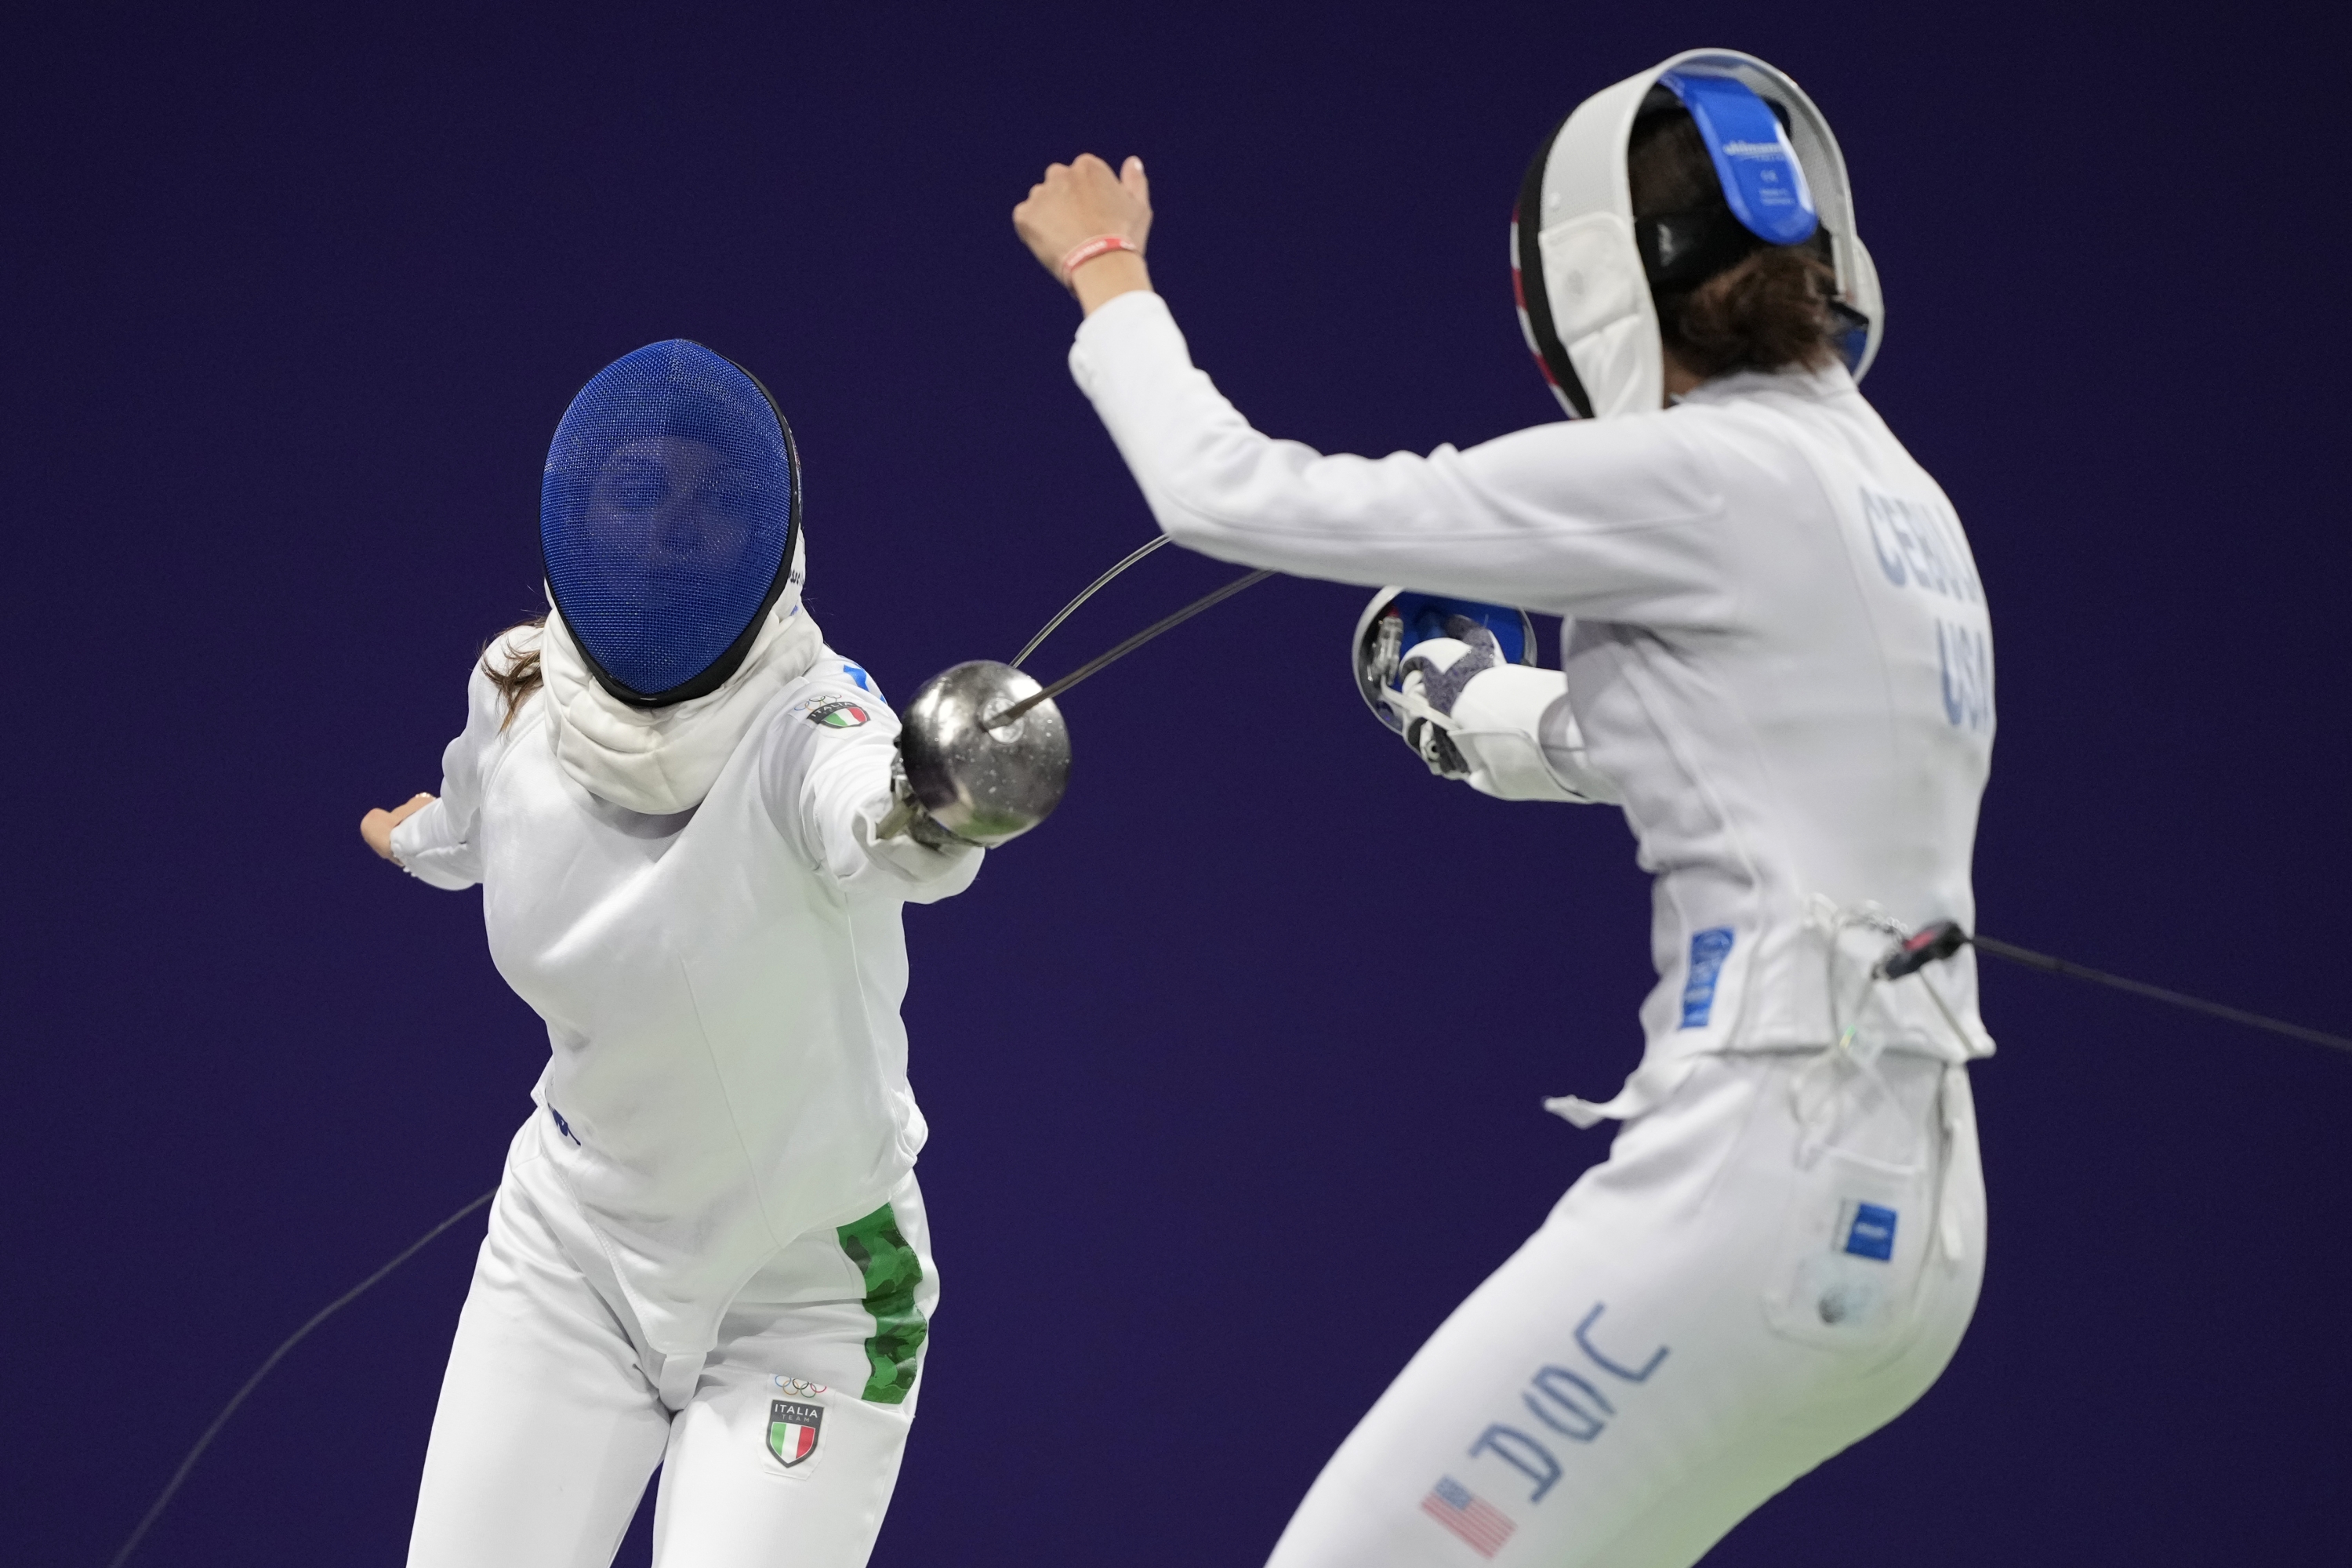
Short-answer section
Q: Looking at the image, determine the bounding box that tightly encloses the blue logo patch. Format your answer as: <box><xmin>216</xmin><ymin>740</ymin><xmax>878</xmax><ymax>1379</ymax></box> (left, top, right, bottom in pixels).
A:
<box><xmin>1678</xmin><ymin>927</ymin><xmax>1735</xmax><ymax>1029</ymax></box>
<box><xmin>1842</xmin><ymin>1202</ymin><xmax>1898</xmax><ymax>1261</ymax></box>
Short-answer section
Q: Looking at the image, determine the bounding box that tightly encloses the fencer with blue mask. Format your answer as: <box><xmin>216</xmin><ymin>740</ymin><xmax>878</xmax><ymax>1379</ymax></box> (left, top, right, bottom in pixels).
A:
<box><xmin>358</xmin><ymin>339</ymin><xmax>1044</xmax><ymax>1568</ymax></box>
<box><xmin>1014</xmin><ymin>49</ymin><xmax>1993</xmax><ymax>1566</ymax></box>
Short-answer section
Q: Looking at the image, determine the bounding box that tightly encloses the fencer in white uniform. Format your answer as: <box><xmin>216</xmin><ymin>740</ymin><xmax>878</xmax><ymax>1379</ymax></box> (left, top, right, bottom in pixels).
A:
<box><xmin>1014</xmin><ymin>51</ymin><xmax>1994</xmax><ymax>1566</ymax></box>
<box><xmin>362</xmin><ymin>341</ymin><xmax>985</xmax><ymax>1568</ymax></box>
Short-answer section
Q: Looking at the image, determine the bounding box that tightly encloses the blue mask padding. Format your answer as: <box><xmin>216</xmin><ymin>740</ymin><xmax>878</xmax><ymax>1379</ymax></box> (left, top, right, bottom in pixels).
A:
<box><xmin>543</xmin><ymin>341</ymin><xmax>797</xmax><ymax>699</ymax></box>
<box><xmin>1660</xmin><ymin>71</ymin><xmax>1819</xmax><ymax>247</ymax></box>
<box><xmin>1838</xmin><ymin>319</ymin><xmax>1870</xmax><ymax>373</ymax></box>
<box><xmin>1388</xmin><ymin>592</ymin><xmax>1533</xmax><ymax>667</ymax></box>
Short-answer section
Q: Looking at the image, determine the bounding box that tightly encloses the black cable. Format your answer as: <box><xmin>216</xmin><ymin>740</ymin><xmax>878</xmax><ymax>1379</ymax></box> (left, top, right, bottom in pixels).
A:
<box><xmin>108</xmin><ymin>1186</ymin><xmax>499</xmax><ymax>1568</ymax></box>
<box><xmin>1969</xmin><ymin>933</ymin><xmax>2352</xmax><ymax>1054</ymax></box>
<box><xmin>1011</xmin><ymin>535</ymin><xmax>1171</xmax><ymax>669</ymax></box>
<box><xmin>1880</xmin><ymin>920</ymin><xmax>2352</xmax><ymax>1054</ymax></box>
<box><xmin>990</xmin><ymin>567</ymin><xmax>1277</xmax><ymax>725</ymax></box>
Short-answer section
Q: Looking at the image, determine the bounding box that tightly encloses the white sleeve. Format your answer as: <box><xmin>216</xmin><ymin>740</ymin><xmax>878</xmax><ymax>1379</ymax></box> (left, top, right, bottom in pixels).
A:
<box><xmin>758</xmin><ymin>679</ymin><xmax>983</xmax><ymax>905</ymax></box>
<box><xmin>1446</xmin><ymin>664</ymin><xmax>1621</xmax><ymax>805</ymax></box>
<box><xmin>389</xmin><ymin>633</ymin><xmax>531</xmax><ymax>891</ymax></box>
<box><xmin>1067</xmin><ymin>291</ymin><xmax>1737</xmax><ymax>628</ymax></box>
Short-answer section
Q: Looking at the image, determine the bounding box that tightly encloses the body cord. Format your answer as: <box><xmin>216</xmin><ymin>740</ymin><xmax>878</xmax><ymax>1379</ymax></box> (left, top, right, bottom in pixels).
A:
<box><xmin>108</xmin><ymin>1185</ymin><xmax>499</xmax><ymax>1567</ymax></box>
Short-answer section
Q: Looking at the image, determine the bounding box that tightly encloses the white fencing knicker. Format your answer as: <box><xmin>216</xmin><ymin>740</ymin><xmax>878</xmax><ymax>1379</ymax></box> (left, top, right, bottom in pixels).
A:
<box><xmin>1265</xmin><ymin>1045</ymin><xmax>1985</xmax><ymax>1568</ymax></box>
<box><xmin>406</xmin><ymin>1112</ymin><xmax>940</xmax><ymax>1568</ymax></box>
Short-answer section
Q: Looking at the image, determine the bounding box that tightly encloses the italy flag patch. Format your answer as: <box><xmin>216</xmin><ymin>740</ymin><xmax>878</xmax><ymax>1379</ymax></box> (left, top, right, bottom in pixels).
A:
<box><xmin>768</xmin><ymin>1399</ymin><xmax>822</xmax><ymax>1468</ymax></box>
<box><xmin>805</xmin><ymin>699</ymin><xmax>869</xmax><ymax>729</ymax></box>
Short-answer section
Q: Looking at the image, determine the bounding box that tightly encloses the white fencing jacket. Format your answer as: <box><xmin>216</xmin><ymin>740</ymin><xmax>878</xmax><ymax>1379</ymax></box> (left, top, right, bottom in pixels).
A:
<box><xmin>1070</xmin><ymin>291</ymin><xmax>1994</xmax><ymax>1118</ymax></box>
<box><xmin>391</xmin><ymin>626</ymin><xmax>980</xmax><ymax>1398</ymax></box>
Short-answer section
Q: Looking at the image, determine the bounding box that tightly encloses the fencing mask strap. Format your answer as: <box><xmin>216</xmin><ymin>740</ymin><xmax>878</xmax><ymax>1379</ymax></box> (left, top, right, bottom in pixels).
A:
<box><xmin>1510</xmin><ymin>49</ymin><xmax>1884</xmax><ymax>420</ymax></box>
<box><xmin>543</xmin><ymin>339</ymin><xmax>804</xmax><ymax>707</ymax></box>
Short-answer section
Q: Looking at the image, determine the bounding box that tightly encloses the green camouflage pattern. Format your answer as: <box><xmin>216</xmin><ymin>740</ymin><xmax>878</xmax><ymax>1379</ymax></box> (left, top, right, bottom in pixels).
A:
<box><xmin>837</xmin><ymin>1203</ymin><xmax>927</xmax><ymax>1404</ymax></box>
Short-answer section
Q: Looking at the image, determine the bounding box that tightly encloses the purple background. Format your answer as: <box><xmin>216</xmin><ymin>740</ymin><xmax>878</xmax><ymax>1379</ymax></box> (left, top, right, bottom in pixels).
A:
<box><xmin>12</xmin><ymin>4</ymin><xmax>2350</xmax><ymax>1563</ymax></box>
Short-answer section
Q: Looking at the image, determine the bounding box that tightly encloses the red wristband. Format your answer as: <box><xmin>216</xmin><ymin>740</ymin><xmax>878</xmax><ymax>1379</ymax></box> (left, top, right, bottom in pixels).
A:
<box><xmin>1059</xmin><ymin>234</ymin><xmax>1142</xmax><ymax>285</ymax></box>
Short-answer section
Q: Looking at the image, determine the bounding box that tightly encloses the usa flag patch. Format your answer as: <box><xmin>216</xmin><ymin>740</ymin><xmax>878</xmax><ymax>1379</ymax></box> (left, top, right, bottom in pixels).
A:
<box><xmin>1421</xmin><ymin>1475</ymin><xmax>1515</xmax><ymax>1557</ymax></box>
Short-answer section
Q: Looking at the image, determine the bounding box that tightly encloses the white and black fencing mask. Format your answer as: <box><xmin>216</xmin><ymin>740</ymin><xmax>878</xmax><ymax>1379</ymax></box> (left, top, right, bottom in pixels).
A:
<box><xmin>542</xmin><ymin>339</ymin><xmax>803</xmax><ymax>707</ymax></box>
<box><xmin>1511</xmin><ymin>49</ymin><xmax>1884</xmax><ymax>419</ymax></box>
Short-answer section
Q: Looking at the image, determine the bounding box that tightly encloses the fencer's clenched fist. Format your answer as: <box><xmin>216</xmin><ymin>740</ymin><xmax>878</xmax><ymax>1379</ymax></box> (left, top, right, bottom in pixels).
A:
<box><xmin>1013</xmin><ymin>154</ymin><xmax>1154</xmax><ymax>313</ymax></box>
<box><xmin>361</xmin><ymin>793</ymin><xmax>435</xmax><ymax>862</ymax></box>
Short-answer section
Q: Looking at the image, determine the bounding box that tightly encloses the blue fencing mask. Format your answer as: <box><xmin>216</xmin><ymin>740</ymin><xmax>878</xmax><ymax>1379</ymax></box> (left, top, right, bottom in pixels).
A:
<box><xmin>542</xmin><ymin>340</ymin><xmax>803</xmax><ymax>707</ymax></box>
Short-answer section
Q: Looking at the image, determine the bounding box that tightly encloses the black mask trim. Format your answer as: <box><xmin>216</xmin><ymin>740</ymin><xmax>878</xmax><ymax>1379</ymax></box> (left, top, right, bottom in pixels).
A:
<box><xmin>1514</xmin><ymin>114</ymin><xmax>1592</xmax><ymax>420</ymax></box>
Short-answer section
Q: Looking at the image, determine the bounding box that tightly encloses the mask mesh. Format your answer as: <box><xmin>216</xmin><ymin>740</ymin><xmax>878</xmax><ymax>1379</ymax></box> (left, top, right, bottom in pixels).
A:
<box><xmin>542</xmin><ymin>340</ymin><xmax>795</xmax><ymax>700</ymax></box>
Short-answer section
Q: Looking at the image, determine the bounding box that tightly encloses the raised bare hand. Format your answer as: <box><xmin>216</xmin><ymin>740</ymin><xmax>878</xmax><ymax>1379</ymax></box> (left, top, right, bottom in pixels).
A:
<box><xmin>1013</xmin><ymin>154</ymin><xmax>1154</xmax><ymax>312</ymax></box>
<box><xmin>361</xmin><ymin>793</ymin><xmax>436</xmax><ymax>862</ymax></box>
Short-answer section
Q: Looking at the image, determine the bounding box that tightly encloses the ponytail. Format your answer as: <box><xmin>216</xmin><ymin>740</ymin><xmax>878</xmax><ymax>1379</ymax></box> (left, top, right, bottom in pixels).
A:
<box><xmin>481</xmin><ymin>615</ymin><xmax>546</xmax><ymax>731</ymax></box>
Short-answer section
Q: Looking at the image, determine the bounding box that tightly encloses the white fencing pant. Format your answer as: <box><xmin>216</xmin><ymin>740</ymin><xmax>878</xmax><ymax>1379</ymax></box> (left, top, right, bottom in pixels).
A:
<box><xmin>1266</xmin><ymin>1048</ymin><xmax>1986</xmax><ymax>1568</ymax></box>
<box><xmin>407</xmin><ymin>1118</ymin><xmax>938</xmax><ymax>1568</ymax></box>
